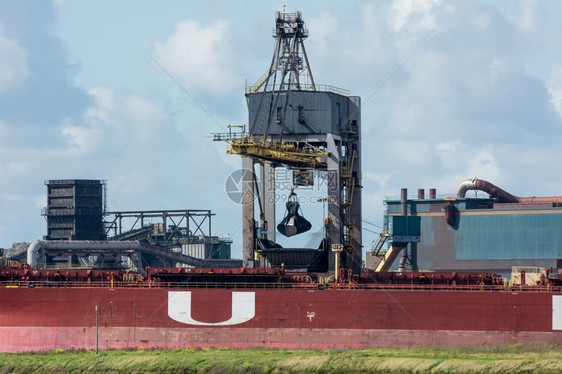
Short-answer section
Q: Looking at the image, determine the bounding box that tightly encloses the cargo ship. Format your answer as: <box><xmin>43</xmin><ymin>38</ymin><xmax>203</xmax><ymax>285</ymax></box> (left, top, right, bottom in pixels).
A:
<box><xmin>0</xmin><ymin>266</ymin><xmax>560</xmax><ymax>352</ymax></box>
<box><xmin>1</xmin><ymin>11</ymin><xmax>562</xmax><ymax>353</ymax></box>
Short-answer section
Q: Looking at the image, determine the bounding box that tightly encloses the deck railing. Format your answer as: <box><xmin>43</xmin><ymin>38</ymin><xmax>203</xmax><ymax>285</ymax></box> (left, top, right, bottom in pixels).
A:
<box><xmin>1</xmin><ymin>280</ymin><xmax>559</xmax><ymax>292</ymax></box>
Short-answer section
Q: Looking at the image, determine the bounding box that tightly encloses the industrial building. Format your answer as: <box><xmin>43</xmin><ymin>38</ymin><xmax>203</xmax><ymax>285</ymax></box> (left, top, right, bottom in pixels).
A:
<box><xmin>10</xmin><ymin>179</ymin><xmax>237</xmax><ymax>273</ymax></box>
<box><xmin>43</xmin><ymin>179</ymin><xmax>107</xmax><ymax>241</ymax></box>
<box><xmin>10</xmin><ymin>12</ymin><xmax>561</xmax><ymax>282</ymax></box>
<box><xmin>374</xmin><ymin>179</ymin><xmax>562</xmax><ymax>276</ymax></box>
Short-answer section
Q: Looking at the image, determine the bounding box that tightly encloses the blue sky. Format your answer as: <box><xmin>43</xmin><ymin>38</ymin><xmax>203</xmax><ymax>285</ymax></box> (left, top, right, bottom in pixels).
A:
<box><xmin>1</xmin><ymin>0</ymin><xmax>562</xmax><ymax>259</ymax></box>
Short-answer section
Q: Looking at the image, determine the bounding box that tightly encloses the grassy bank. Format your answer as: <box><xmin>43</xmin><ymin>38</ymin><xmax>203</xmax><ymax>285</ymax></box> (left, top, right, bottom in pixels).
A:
<box><xmin>0</xmin><ymin>344</ymin><xmax>560</xmax><ymax>373</ymax></box>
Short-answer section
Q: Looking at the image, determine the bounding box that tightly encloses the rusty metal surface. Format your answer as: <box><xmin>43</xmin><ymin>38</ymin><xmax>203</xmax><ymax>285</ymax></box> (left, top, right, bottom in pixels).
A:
<box><xmin>456</xmin><ymin>178</ymin><xmax>562</xmax><ymax>204</ymax></box>
<box><xmin>0</xmin><ymin>286</ymin><xmax>560</xmax><ymax>352</ymax></box>
<box><xmin>1</xmin><ymin>326</ymin><xmax>560</xmax><ymax>352</ymax></box>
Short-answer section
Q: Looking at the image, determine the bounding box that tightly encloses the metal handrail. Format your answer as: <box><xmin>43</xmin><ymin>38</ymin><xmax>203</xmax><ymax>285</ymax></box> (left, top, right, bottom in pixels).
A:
<box><xmin>1</xmin><ymin>280</ymin><xmax>559</xmax><ymax>292</ymax></box>
<box><xmin>244</xmin><ymin>83</ymin><xmax>350</xmax><ymax>96</ymax></box>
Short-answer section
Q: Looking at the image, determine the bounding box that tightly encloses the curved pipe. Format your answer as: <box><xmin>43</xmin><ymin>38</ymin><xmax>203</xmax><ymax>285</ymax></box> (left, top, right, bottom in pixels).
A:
<box><xmin>456</xmin><ymin>178</ymin><xmax>562</xmax><ymax>204</ymax></box>
<box><xmin>27</xmin><ymin>240</ymin><xmax>44</xmax><ymax>269</ymax></box>
<box><xmin>455</xmin><ymin>179</ymin><xmax>519</xmax><ymax>203</ymax></box>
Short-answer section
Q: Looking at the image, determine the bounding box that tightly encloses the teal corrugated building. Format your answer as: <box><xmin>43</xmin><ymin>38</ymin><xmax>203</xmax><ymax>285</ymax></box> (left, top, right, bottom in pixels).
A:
<box><xmin>383</xmin><ymin>180</ymin><xmax>562</xmax><ymax>276</ymax></box>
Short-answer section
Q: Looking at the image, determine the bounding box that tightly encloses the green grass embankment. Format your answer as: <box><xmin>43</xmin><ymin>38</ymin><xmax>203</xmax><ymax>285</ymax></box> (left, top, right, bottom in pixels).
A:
<box><xmin>0</xmin><ymin>344</ymin><xmax>560</xmax><ymax>374</ymax></box>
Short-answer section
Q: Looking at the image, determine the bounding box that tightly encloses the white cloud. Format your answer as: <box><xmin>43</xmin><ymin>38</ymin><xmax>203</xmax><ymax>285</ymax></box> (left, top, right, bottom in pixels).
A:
<box><xmin>363</xmin><ymin>171</ymin><xmax>391</xmax><ymax>192</ymax></box>
<box><xmin>122</xmin><ymin>94</ymin><xmax>168</xmax><ymax>143</ymax></box>
<box><xmin>84</xmin><ymin>86</ymin><xmax>115</xmax><ymax>124</ymax></box>
<box><xmin>389</xmin><ymin>0</ymin><xmax>441</xmax><ymax>32</ymax></box>
<box><xmin>435</xmin><ymin>142</ymin><xmax>460</xmax><ymax>153</ymax></box>
<box><xmin>123</xmin><ymin>95</ymin><xmax>166</xmax><ymax>123</ymax></box>
<box><xmin>0</xmin><ymin>23</ymin><xmax>29</xmax><ymax>93</ymax></box>
<box><xmin>464</xmin><ymin>149</ymin><xmax>500</xmax><ymax>180</ymax></box>
<box><xmin>470</xmin><ymin>11</ymin><xmax>491</xmax><ymax>30</ymax></box>
<box><xmin>152</xmin><ymin>19</ymin><xmax>238</xmax><ymax>97</ymax></box>
<box><xmin>60</xmin><ymin>120</ymin><xmax>96</xmax><ymax>151</ymax></box>
<box><xmin>507</xmin><ymin>0</ymin><xmax>539</xmax><ymax>31</ymax></box>
<box><xmin>62</xmin><ymin>86</ymin><xmax>173</xmax><ymax>155</ymax></box>
<box><xmin>308</xmin><ymin>12</ymin><xmax>340</xmax><ymax>54</ymax></box>
<box><xmin>56</xmin><ymin>83</ymin><xmax>234</xmax><ymax>213</ymax></box>
<box><xmin>547</xmin><ymin>62</ymin><xmax>562</xmax><ymax>117</ymax></box>
<box><xmin>61</xmin><ymin>86</ymin><xmax>113</xmax><ymax>153</ymax></box>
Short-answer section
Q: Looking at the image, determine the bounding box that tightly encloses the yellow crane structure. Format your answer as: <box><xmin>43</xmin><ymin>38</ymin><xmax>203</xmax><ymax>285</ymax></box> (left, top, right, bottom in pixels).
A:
<box><xmin>213</xmin><ymin>127</ymin><xmax>329</xmax><ymax>169</ymax></box>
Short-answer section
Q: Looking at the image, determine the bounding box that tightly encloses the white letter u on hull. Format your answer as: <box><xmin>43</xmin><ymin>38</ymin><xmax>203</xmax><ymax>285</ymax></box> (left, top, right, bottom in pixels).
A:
<box><xmin>168</xmin><ymin>291</ymin><xmax>255</xmax><ymax>326</ymax></box>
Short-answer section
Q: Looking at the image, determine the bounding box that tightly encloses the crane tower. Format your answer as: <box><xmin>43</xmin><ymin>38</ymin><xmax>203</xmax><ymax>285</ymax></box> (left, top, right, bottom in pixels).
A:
<box><xmin>215</xmin><ymin>11</ymin><xmax>362</xmax><ymax>274</ymax></box>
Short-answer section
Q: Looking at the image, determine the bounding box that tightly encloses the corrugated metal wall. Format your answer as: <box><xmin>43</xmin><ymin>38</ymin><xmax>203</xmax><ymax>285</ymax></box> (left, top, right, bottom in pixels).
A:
<box><xmin>456</xmin><ymin>211</ymin><xmax>562</xmax><ymax>260</ymax></box>
<box><xmin>384</xmin><ymin>197</ymin><xmax>562</xmax><ymax>275</ymax></box>
<box><xmin>247</xmin><ymin>91</ymin><xmax>357</xmax><ymax>135</ymax></box>
<box><xmin>180</xmin><ymin>241</ymin><xmax>231</xmax><ymax>260</ymax></box>
<box><xmin>182</xmin><ymin>243</ymin><xmax>207</xmax><ymax>259</ymax></box>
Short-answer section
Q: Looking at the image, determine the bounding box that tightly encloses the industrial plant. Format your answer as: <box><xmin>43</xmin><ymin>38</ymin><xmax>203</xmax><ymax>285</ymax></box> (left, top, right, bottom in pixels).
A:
<box><xmin>372</xmin><ymin>180</ymin><xmax>562</xmax><ymax>278</ymax></box>
<box><xmin>0</xmin><ymin>10</ymin><xmax>560</xmax><ymax>352</ymax></box>
<box><xmin>0</xmin><ymin>11</ymin><xmax>561</xmax><ymax>281</ymax></box>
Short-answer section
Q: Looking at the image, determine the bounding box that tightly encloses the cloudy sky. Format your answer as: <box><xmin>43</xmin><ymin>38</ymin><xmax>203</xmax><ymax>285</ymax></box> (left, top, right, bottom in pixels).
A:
<box><xmin>1</xmin><ymin>0</ymin><xmax>562</xmax><ymax>259</ymax></box>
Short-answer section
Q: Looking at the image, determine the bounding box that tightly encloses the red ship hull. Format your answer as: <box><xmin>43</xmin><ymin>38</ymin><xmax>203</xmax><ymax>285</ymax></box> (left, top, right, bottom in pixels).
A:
<box><xmin>1</xmin><ymin>286</ymin><xmax>561</xmax><ymax>352</ymax></box>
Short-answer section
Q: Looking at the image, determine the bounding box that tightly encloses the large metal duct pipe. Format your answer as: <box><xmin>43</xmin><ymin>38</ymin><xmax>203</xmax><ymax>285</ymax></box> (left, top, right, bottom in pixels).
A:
<box><xmin>26</xmin><ymin>240</ymin><xmax>219</xmax><ymax>271</ymax></box>
<box><xmin>456</xmin><ymin>178</ymin><xmax>562</xmax><ymax>204</ymax></box>
<box><xmin>27</xmin><ymin>240</ymin><xmax>142</xmax><ymax>269</ymax></box>
<box><xmin>455</xmin><ymin>179</ymin><xmax>518</xmax><ymax>203</ymax></box>
<box><xmin>26</xmin><ymin>240</ymin><xmax>43</xmax><ymax>268</ymax></box>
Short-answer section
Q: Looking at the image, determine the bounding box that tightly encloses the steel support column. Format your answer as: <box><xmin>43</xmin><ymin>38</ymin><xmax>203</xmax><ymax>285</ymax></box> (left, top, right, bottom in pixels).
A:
<box><xmin>242</xmin><ymin>157</ymin><xmax>256</xmax><ymax>267</ymax></box>
<box><xmin>259</xmin><ymin>163</ymin><xmax>276</xmax><ymax>242</ymax></box>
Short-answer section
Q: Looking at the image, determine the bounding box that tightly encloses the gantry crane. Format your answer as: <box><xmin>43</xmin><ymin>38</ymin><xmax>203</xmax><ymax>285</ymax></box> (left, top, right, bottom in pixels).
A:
<box><xmin>214</xmin><ymin>11</ymin><xmax>362</xmax><ymax>275</ymax></box>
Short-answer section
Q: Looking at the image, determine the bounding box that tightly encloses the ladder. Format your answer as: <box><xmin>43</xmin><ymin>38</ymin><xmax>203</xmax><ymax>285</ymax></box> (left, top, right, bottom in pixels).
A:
<box><xmin>370</xmin><ymin>232</ymin><xmax>391</xmax><ymax>257</ymax></box>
